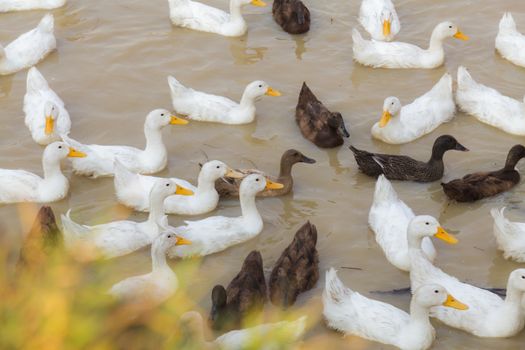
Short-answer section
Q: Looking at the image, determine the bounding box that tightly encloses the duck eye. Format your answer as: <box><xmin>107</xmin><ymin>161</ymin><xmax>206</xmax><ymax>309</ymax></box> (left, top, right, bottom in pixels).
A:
<box><xmin>58</xmin><ymin>146</ymin><xmax>62</xmax><ymax>149</ymax></box>
<box><xmin>425</xmin><ymin>222</ymin><xmax>429</xmax><ymax>225</ymax></box>
<box><xmin>522</xmin><ymin>276</ymin><xmax>525</xmax><ymax>279</ymax></box>
<box><xmin>216</xmin><ymin>166</ymin><xmax>220</xmax><ymax>169</ymax></box>
<box><xmin>259</xmin><ymin>85</ymin><xmax>262</xmax><ymax>88</ymax></box>
<box><xmin>161</xmin><ymin>113</ymin><xmax>165</xmax><ymax>116</ymax></box>
<box><xmin>167</xmin><ymin>234</ymin><xmax>172</xmax><ymax>238</ymax></box>
<box><xmin>434</xmin><ymin>290</ymin><xmax>439</xmax><ymax>293</ymax></box>
<box><xmin>166</xmin><ymin>183</ymin><xmax>170</xmax><ymax>187</ymax></box>
<box><xmin>391</xmin><ymin>102</ymin><xmax>394</xmax><ymax>105</ymax></box>
<box><xmin>256</xmin><ymin>178</ymin><xmax>259</xmax><ymax>182</ymax></box>
<box><xmin>449</xmin><ymin>25</ymin><xmax>452</xmax><ymax>29</ymax></box>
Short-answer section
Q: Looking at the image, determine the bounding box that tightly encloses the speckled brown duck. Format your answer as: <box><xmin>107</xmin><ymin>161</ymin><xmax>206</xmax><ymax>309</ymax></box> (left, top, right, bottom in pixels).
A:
<box><xmin>272</xmin><ymin>0</ymin><xmax>310</xmax><ymax>34</ymax></box>
<box><xmin>215</xmin><ymin>149</ymin><xmax>315</xmax><ymax>198</ymax></box>
<box><xmin>208</xmin><ymin>250</ymin><xmax>267</xmax><ymax>331</ymax></box>
<box><xmin>269</xmin><ymin>221</ymin><xmax>319</xmax><ymax>308</ymax></box>
<box><xmin>296</xmin><ymin>82</ymin><xmax>349</xmax><ymax>148</ymax></box>
<box><xmin>350</xmin><ymin>135</ymin><xmax>468</xmax><ymax>182</ymax></box>
<box><xmin>442</xmin><ymin>144</ymin><xmax>525</xmax><ymax>202</ymax></box>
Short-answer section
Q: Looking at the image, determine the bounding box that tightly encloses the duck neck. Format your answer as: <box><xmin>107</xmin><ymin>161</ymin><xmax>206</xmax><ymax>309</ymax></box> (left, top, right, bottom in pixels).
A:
<box><xmin>42</xmin><ymin>156</ymin><xmax>65</xmax><ymax>182</ymax></box>
<box><xmin>409</xmin><ymin>300</ymin><xmax>432</xmax><ymax>327</ymax></box>
<box><xmin>504</xmin><ymin>280</ymin><xmax>524</xmax><ymax>309</ymax></box>
<box><xmin>151</xmin><ymin>242</ymin><xmax>169</xmax><ymax>272</ymax></box>
<box><xmin>143</xmin><ymin>126</ymin><xmax>167</xmax><ymax>160</ymax></box>
<box><xmin>504</xmin><ymin>150</ymin><xmax>524</xmax><ymax>170</ymax></box>
<box><xmin>240</xmin><ymin>190</ymin><xmax>261</xmax><ymax>223</ymax></box>
<box><xmin>239</xmin><ymin>90</ymin><xmax>256</xmax><ymax>108</ymax></box>
<box><xmin>148</xmin><ymin>192</ymin><xmax>166</xmax><ymax>227</ymax></box>
<box><xmin>279</xmin><ymin>157</ymin><xmax>295</xmax><ymax>179</ymax></box>
<box><xmin>196</xmin><ymin>173</ymin><xmax>216</xmax><ymax>194</ymax></box>
<box><xmin>229</xmin><ymin>1</ymin><xmax>245</xmax><ymax>22</ymax></box>
<box><xmin>428</xmin><ymin>31</ymin><xmax>445</xmax><ymax>52</ymax></box>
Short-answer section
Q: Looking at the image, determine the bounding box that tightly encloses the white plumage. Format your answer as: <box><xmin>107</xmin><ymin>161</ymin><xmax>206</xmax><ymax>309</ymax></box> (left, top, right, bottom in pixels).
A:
<box><xmin>0</xmin><ymin>14</ymin><xmax>56</xmax><ymax>75</ymax></box>
<box><xmin>496</xmin><ymin>12</ymin><xmax>525</xmax><ymax>68</ymax></box>
<box><xmin>456</xmin><ymin>66</ymin><xmax>525</xmax><ymax>136</ymax></box>
<box><xmin>371</xmin><ymin>73</ymin><xmax>455</xmax><ymax>144</ymax></box>
<box><xmin>0</xmin><ymin>0</ymin><xmax>66</xmax><ymax>12</ymax></box>
<box><xmin>491</xmin><ymin>207</ymin><xmax>525</xmax><ymax>263</ymax></box>
<box><xmin>358</xmin><ymin>0</ymin><xmax>400</xmax><ymax>41</ymax></box>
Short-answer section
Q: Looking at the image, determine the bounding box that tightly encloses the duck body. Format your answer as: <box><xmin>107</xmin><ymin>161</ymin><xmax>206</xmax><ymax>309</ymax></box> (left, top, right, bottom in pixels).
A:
<box><xmin>215</xmin><ymin>149</ymin><xmax>315</xmax><ymax>198</ymax></box>
<box><xmin>61</xmin><ymin>109</ymin><xmax>187</xmax><ymax>178</ymax></box>
<box><xmin>0</xmin><ymin>0</ymin><xmax>66</xmax><ymax>12</ymax></box>
<box><xmin>491</xmin><ymin>207</ymin><xmax>525</xmax><ymax>263</ymax></box>
<box><xmin>109</xmin><ymin>232</ymin><xmax>190</xmax><ymax>304</ymax></box>
<box><xmin>496</xmin><ymin>13</ymin><xmax>525</xmax><ymax>68</ymax></box>
<box><xmin>0</xmin><ymin>142</ymin><xmax>84</xmax><ymax>204</ymax></box>
<box><xmin>353</xmin><ymin>21</ymin><xmax>468</xmax><ymax>69</ymax></box>
<box><xmin>209</xmin><ymin>250</ymin><xmax>267</xmax><ymax>330</ymax></box>
<box><xmin>168</xmin><ymin>174</ymin><xmax>281</xmax><ymax>258</ymax></box>
<box><xmin>371</xmin><ymin>73</ymin><xmax>455</xmax><ymax>144</ymax></box>
<box><xmin>114</xmin><ymin>160</ymin><xmax>235</xmax><ymax>215</ymax></box>
<box><xmin>24</xmin><ymin>67</ymin><xmax>71</xmax><ymax>145</ymax></box>
<box><xmin>408</xmin><ymin>217</ymin><xmax>525</xmax><ymax>337</ymax></box>
<box><xmin>358</xmin><ymin>0</ymin><xmax>400</xmax><ymax>41</ymax></box>
<box><xmin>272</xmin><ymin>0</ymin><xmax>310</xmax><ymax>34</ymax></box>
<box><xmin>295</xmin><ymin>82</ymin><xmax>349</xmax><ymax>148</ymax></box>
<box><xmin>269</xmin><ymin>221</ymin><xmax>319</xmax><ymax>308</ymax></box>
<box><xmin>456</xmin><ymin>66</ymin><xmax>525</xmax><ymax>136</ymax></box>
<box><xmin>167</xmin><ymin>0</ymin><xmax>266</xmax><ymax>37</ymax></box>
<box><xmin>442</xmin><ymin>145</ymin><xmax>525</xmax><ymax>202</ymax></box>
<box><xmin>368</xmin><ymin>175</ymin><xmax>436</xmax><ymax>271</ymax></box>
<box><xmin>61</xmin><ymin>179</ymin><xmax>192</xmax><ymax>260</ymax></box>
<box><xmin>168</xmin><ymin>76</ymin><xmax>280</xmax><ymax>125</ymax></box>
<box><xmin>351</xmin><ymin>135</ymin><xmax>468</xmax><ymax>182</ymax></box>
<box><xmin>323</xmin><ymin>268</ymin><xmax>467</xmax><ymax>350</ymax></box>
<box><xmin>0</xmin><ymin>14</ymin><xmax>56</xmax><ymax>75</ymax></box>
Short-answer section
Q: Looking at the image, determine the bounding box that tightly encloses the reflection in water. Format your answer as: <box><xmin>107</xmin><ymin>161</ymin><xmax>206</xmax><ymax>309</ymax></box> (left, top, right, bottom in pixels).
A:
<box><xmin>0</xmin><ymin>74</ymin><xmax>14</xmax><ymax>98</ymax></box>
<box><xmin>326</xmin><ymin>148</ymin><xmax>350</xmax><ymax>176</ymax></box>
<box><xmin>279</xmin><ymin>196</ymin><xmax>318</xmax><ymax>231</ymax></box>
<box><xmin>293</xmin><ymin>36</ymin><xmax>307</xmax><ymax>60</ymax></box>
<box><xmin>229</xmin><ymin>35</ymin><xmax>267</xmax><ymax>65</ymax></box>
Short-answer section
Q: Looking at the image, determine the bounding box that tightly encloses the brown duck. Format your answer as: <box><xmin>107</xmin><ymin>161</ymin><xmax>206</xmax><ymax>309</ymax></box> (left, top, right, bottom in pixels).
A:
<box><xmin>296</xmin><ymin>82</ymin><xmax>349</xmax><ymax>148</ymax></box>
<box><xmin>350</xmin><ymin>135</ymin><xmax>469</xmax><ymax>182</ymax></box>
<box><xmin>208</xmin><ymin>250</ymin><xmax>267</xmax><ymax>331</ymax></box>
<box><xmin>269</xmin><ymin>221</ymin><xmax>319</xmax><ymax>308</ymax></box>
<box><xmin>273</xmin><ymin>0</ymin><xmax>310</xmax><ymax>34</ymax></box>
<box><xmin>442</xmin><ymin>144</ymin><xmax>525</xmax><ymax>202</ymax></box>
<box><xmin>215</xmin><ymin>149</ymin><xmax>315</xmax><ymax>198</ymax></box>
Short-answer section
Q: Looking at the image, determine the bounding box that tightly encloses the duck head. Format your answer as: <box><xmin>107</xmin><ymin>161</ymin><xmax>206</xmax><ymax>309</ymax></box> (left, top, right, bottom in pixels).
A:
<box><xmin>201</xmin><ymin>160</ymin><xmax>243</xmax><ymax>181</ymax></box>
<box><xmin>43</xmin><ymin>101</ymin><xmax>59</xmax><ymax>136</ymax></box>
<box><xmin>432</xmin><ymin>21</ymin><xmax>469</xmax><ymax>41</ymax></box>
<box><xmin>379</xmin><ymin>97</ymin><xmax>402</xmax><ymax>128</ymax></box>
<box><xmin>504</xmin><ymin>144</ymin><xmax>525</xmax><ymax>170</ymax></box>
<box><xmin>44</xmin><ymin>141</ymin><xmax>86</xmax><ymax>163</ymax></box>
<box><xmin>209</xmin><ymin>285</ymin><xmax>229</xmax><ymax>329</ymax></box>
<box><xmin>327</xmin><ymin>112</ymin><xmax>350</xmax><ymax>138</ymax></box>
<box><xmin>144</xmin><ymin>109</ymin><xmax>188</xmax><ymax>130</ymax></box>
<box><xmin>430</xmin><ymin>135</ymin><xmax>469</xmax><ymax>160</ymax></box>
<box><xmin>240</xmin><ymin>174</ymin><xmax>284</xmax><ymax>196</ymax></box>
<box><xmin>507</xmin><ymin>269</ymin><xmax>525</xmax><ymax>294</ymax></box>
<box><xmin>407</xmin><ymin>215</ymin><xmax>458</xmax><ymax>245</ymax></box>
<box><xmin>243</xmin><ymin>80</ymin><xmax>281</xmax><ymax>102</ymax></box>
<box><xmin>153</xmin><ymin>231</ymin><xmax>191</xmax><ymax>252</ymax></box>
<box><xmin>282</xmin><ymin>149</ymin><xmax>316</xmax><ymax>166</ymax></box>
<box><xmin>150</xmin><ymin>179</ymin><xmax>193</xmax><ymax>201</ymax></box>
<box><xmin>413</xmin><ymin>284</ymin><xmax>468</xmax><ymax>310</ymax></box>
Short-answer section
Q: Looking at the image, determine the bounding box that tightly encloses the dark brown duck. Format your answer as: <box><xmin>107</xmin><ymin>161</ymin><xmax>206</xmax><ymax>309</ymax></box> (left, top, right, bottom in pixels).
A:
<box><xmin>208</xmin><ymin>250</ymin><xmax>267</xmax><ymax>331</ymax></box>
<box><xmin>269</xmin><ymin>221</ymin><xmax>319</xmax><ymax>308</ymax></box>
<box><xmin>272</xmin><ymin>0</ymin><xmax>310</xmax><ymax>34</ymax></box>
<box><xmin>442</xmin><ymin>144</ymin><xmax>525</xmax><ymax>202</ymax></box>
<box><xmin>350</xmin><ymin>135</ymin><xmax>468</xmax><ymax>182</ymax></box>
<box><xmin>296</xmin><ymin>82</ymin><xmax>349</xmax><ymax>148</ymax></box>
<box><xmin>215</xmin><ymin>149</ymin><xmax>315</xmax><ymax>198</ymax></box>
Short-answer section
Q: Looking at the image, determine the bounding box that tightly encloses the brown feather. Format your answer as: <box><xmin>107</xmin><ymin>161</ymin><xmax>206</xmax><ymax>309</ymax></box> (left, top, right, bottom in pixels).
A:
<box><xmin>272</xmin><ymin>0</ymin><xmax>310</xmax><ymax>34</ymax></box>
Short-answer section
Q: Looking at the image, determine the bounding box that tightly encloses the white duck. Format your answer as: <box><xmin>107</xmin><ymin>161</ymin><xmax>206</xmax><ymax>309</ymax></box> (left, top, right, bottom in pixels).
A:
<box><xmin>61</xmin><ymin>109</ymin><xmax>188</xmax><ymax>178</ymax></box>
<box><xmin>168</xmin><ymin>174</ymin><xmax>283</xmax><ymax>259</ymax></box>
<box><xmin>168</xmin><ymin>0</ymin><xmax>267</xmax><ymax>37</ymax></box>
<box><xmin>323</xmin><ymin>269</ymin><xmax>468</xmax><ymax>350</ymax></box>
<box><xmin>408</xmin><ymin>215</ymin><xmax>525</xmax><ymax>338</ymax></box>
<box><xmin>368</xmin><ymin>175</ymin><xmax>439</xmax><ymax>271</ymax></box>
<box><xmin>358</xmin><ymin>0</ymin><xmax>400</xmax><ymax>42</ymax></box>
<box><xmin>24</xmin><ymin>67</ymin><xmax>71</xmax><ymax>145</ymax></box>
<box><xmin>180</xmin><ymin>311</ymin><xmax>306</xmax><ymax>350</ymax></box>
<box><xmin>114</xmin><ymin>159</ymin><xmax>242</xmax><ymax>215</ymax></box>
<box><xmin>168</xmin><ymin>76</ymin><xmax>281</xmax><ymax>125</ymax></box>
<box><xmin>456</xmin><ymin>66</ymin><xmax>525</xmax><ymax>136</ymax></box>
<box><xmin>371</xmin><ymin>73</ymin><xmax>455</xmax><ymax>144</ymax></box>
<box><xmin>491</xmin><ymin>207</ymin><xmax>525</xmax><ymax>263</ymax></box>
<box><xmin>61</xmin><ymin>179</ymin><xmax>193</xmax><ymax>260</ymax></box>
<box><xmin>352</xmin><ymin>21</ymin><xmax>468</xmax><ymax>69</ymax></box>
<box><xmin>109</xmin><ymin>232</ymin><xmax>191</xmax><ymax>304</ymax></box>
<box><xmin>496</xmin><ymin>13</ymin><xmax>525</xmax><ymax>68</ymax></box>
<box><xmin>0</xmin><ymin>13</ymin><xmax>56</xmax><ymax>75</ymax></box>
<box><xmin>0</xmin><ymin>0</ymin><xmax>66</xmax><ymax>12</ymax></box>
<box><xmin>0</xmin><ymin>142</ymin><xmax>85</xmax><ymax>204</ymax></box>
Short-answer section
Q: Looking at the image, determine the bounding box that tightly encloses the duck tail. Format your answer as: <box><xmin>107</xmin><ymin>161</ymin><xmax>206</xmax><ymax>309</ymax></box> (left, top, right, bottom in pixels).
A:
<box><xmin>298</xmin><ymin>82</ymin><xmax>317</xmax><ymax>106</ymax></box>
<box><xmin>167</xmin><ymin>0</ymin><xmax>189</xmax><ymax>8</ymax></box>
<box><xmin>457</xmin><ymin>66</ymin><xmax>477</xmax><ymax>90</ymax></box>
<box><xmin>38</xmin><ymin>13</ymin><xmax>54</xmax><ymax>33</ymax></box>
<box><xmin>60</xmin><ymin>210</ymin><xmax>90</xmax><ymax>248</ymax></box>
<box><xmin>352</xmin><ymin>28</ymin><xmax>365</xmax><ymax>50</ymax></box>
<box><xmin>60</xmin><ymin>133</ymin><xmax>88</xmax><ymax>153</ymax></box>
<box><xmin>323</xmin><ymin>268</ymin><xmax>351</xmax><ymax>305</ymax></box>
<box><xmin>286</xmin><ymin>316</ymin><xmax>307</xmax><ymax>340</ymax></box>
<box><xmin>499</xmin><ymin>12</ymin><xmax>517</xmax><ymax>32</ymax></box>
<box><xmin>113</xmin><ymin>159</ymin><xmax>140</xmax><ymax>203</ymax></box>
<box><xmin>26</xmin><ymin>67</ymin><xmax>49</xmax><ymax>93</ymax></box>
<box><xmin>491</xmin><ymin>207</ymin><xmax>514</xmax><ymax>239</ymax></box>
<box><xmin>373</xmin><ymin>175</ymin><xmax>398</xmax><ymax>204</ymax></box>
<box><xmin>167</xmin><ymin>75</ymin><xmax>186</xmax><ymax>97</ymax></box>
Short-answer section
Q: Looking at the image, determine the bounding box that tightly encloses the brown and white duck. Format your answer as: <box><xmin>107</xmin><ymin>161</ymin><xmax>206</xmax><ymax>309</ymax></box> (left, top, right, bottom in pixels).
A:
<box><xmin>215</xmin><ymin>149</ymin><xmax>315</xmax><ymax>198</ymax></box>
<box><xmin>350</xmin><ymin>135</ymin><xmax>468</xmax><ymax>182</ymax></box>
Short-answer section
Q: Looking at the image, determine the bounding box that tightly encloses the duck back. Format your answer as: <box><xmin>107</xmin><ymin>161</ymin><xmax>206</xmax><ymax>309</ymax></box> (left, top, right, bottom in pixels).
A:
<box><xmin>272</xmin><ymin>0</ymin><xmax>310</xmax><ymax>34</ymax></box>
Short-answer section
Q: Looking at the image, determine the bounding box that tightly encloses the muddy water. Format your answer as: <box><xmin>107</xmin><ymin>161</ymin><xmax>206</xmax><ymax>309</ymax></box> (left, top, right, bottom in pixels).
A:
<box><xmin>2</xmin><ymin>0</ymin><xmax>525</xmax><ymax>348</ymax></box>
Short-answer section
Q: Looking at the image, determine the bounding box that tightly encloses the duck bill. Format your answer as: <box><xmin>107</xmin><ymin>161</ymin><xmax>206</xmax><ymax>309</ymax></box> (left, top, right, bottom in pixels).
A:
<box><xmin>453</xmin><ymin>30</ymin><xmax>469</xmax><ymax>41</ymax></box>
<box><xmin>175</xmin><ymin>185</ymin><xmax>194</xmax><ymax>196</ymax></box>
<box><xmin>45</xmin><ymin>116</ymin><xmax>54</xmax><ymax>135</ymax></box>
<box><xmin>301</xmin><ymin>155</ymin><xmax>316</xmax><ymax>164</ymax></box>
<box><xmin>340</xmin><ymin>123</ymin><xmax>350</xmax><ymax>138</ymax></box>
<box><xmin>379</xmin><ymin>111</ymin><xmax>391</xmax><ymax>128</ymax></box>
<box><xmin>434</xmin><ymin>227</ymin><xmax>458</xmax><ymax>244</ymax></box>
<box><xmin>383</xmin><ymin>19</ymin><xmax>391</xmax><ymax>37</ymax></box>
<box><xmin>68</xmin><ymin>147</ymin><xmax>87</xmax><ymax>158</ymax></box>
<box><xmin>455</xmin><ymin>143</ymin><xmax>469</xmax><ymax>152</ymax></box>
<box><xmin>266</xmin><ymin>87</ymin><xmax>281</xmax><ymax>97</ymax></box>
<box><xmin>225</xmin><ymin>169</ymin><xmax>244</xmax><ymax>179</ymax></box>
<box><xmin>251</xmin><ymin>0</ymin><xmax>267</xmax><ymax>7</ymax></box>
<box><xmin>175</xmin><ymin>235</ymin><xmax>192</xmax><ymax>246</ymax></box>
<box><xmin>266</xmin><ymin>179</ymin><xmax>284</xmax><ymax>190</ymax></box>
<box><xmin>443</xmin><ymin>294</ymin><xmax>469</xmax><ymax>310</ymax></box>
<box><xmin>170</xmin><ymin>115</ymin><xmax>189</xmax><ymax>125</ymax></box>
